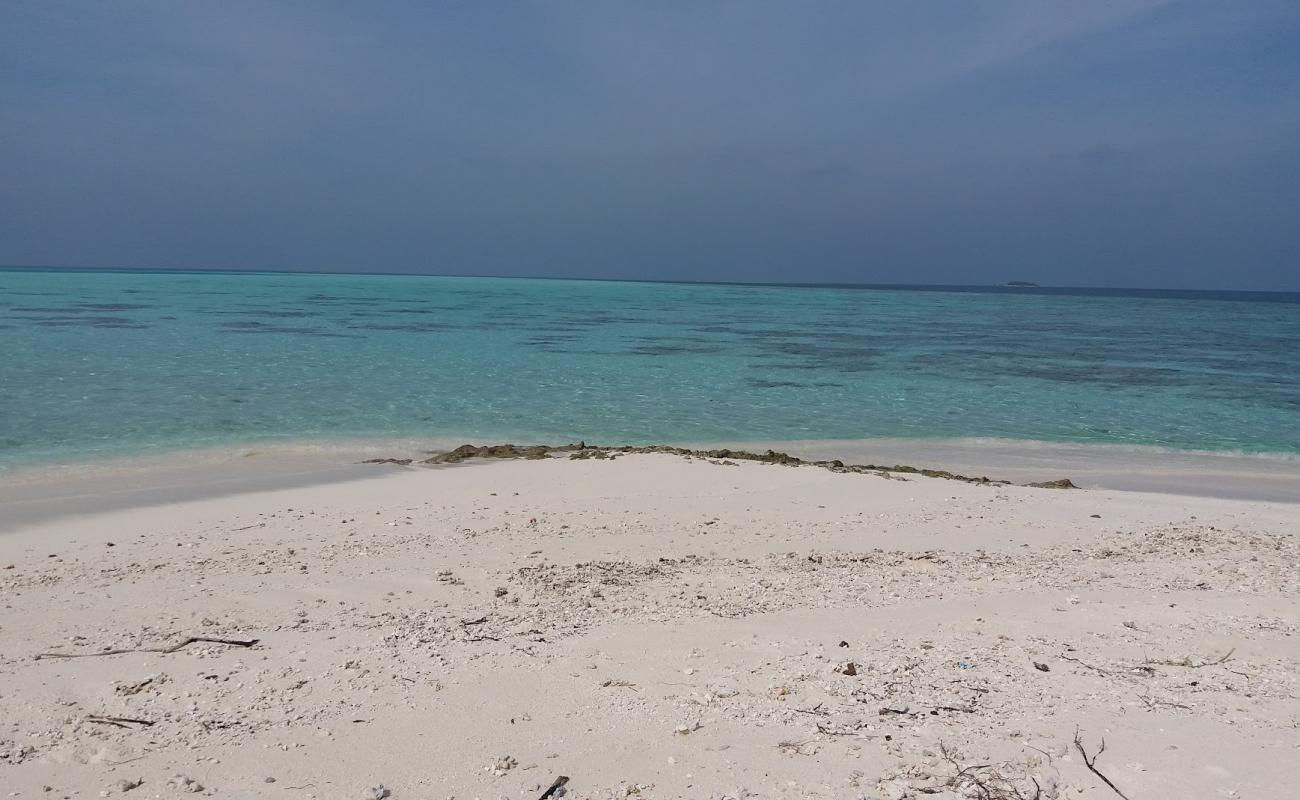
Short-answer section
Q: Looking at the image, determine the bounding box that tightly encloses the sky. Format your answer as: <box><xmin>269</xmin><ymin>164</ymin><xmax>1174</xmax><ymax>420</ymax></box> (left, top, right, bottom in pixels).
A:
<box><xmin>2</xmin><ymin>1</ymin><xmax>1298</xmax><ymax>289</ymax></box>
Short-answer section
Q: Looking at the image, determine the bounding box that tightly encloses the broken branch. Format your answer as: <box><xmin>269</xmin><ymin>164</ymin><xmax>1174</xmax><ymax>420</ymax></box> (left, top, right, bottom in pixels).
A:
<box><xmin>37</xmin><ymin>636</ymin><xmax>259</xmax><ymax>660</ymax></box>
<box><xmin>537</xmin><ymin>776</ymin><xmax>569</xmax><ymax>800</ymax></box>
<box><xmin>1074</xmin><ymin>729</ymin><xmax>1131</xmax><ymax>800</ymax></box>
<box><xmin>86</xmin><ymin>715</ymin><xmax>155</xmax><ymax>729</ymax></box>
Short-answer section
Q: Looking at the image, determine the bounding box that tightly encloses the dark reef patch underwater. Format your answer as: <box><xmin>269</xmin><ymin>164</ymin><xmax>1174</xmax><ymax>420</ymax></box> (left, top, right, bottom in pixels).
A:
<box><xmin>2</xmin><ymin>269</ymin><xmax>1298</xmax><ymax>466</ymax></box>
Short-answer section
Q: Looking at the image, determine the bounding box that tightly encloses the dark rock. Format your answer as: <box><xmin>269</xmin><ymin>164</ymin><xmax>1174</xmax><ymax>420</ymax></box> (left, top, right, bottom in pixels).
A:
<box><xmin>392</xmin><ymin>441</ymin><xmax>1059</xmax><ymax>487</ymax></box>
<box><xmin>1026</xmin><ymin>478</ymin><xmax>1078</xmax><ymax>489</ymax></box>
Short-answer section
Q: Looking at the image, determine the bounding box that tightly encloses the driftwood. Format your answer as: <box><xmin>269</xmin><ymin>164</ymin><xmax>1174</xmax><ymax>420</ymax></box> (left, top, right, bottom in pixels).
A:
<box><xmin>1059</xmin><ymin>654</ymin><xmax>1112</xmax><ymax>676</ymax></box>
<box><xmin>1136</xmin><ymin>693</ymin><xmax>1192</xmax><ymax>711</ymax></box>
<box><xmin>1146</xmin><ymin>648</ymin><xmax>1234</xmax><ymax>668</ymax></box>
<box><xmin>880</xmin><ymin>703</ymin><xmax>979</xmax><ymax>717</ymax></box>
<box><xmin>1074</xmin><ymin>730</ymin><xmax>1131</xmax><ymax>800</ymax></box>
<box><xmin>37</xmin><ymin>636</ymin><xmax>259</xmax><ymax>660</ymax></box>
<box><xmin>537</xmin><ymin>776</ymin><xmax>569</xmax><ymax>800</ymax></box>
<box><xmin>86</xmin><ymin>715</ymin><xmax>155</xmax><ymax>729</ymax></box>
<box><xmin>917</xmin><ymin>743</ymin><xmax>1042</xmax><ymax>799</ymax></box>
<box><xmin>816</xmin><ymin>721</ymin><xmax>873</xmax><ymax>736</ymax></box>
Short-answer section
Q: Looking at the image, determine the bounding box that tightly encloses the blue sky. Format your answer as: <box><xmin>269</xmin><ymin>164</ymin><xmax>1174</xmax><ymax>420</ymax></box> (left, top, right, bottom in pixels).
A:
<box><xmin>2</xmin><ymin>1</ymin><xmax>1298</xmax><ymax>289</ymax></box>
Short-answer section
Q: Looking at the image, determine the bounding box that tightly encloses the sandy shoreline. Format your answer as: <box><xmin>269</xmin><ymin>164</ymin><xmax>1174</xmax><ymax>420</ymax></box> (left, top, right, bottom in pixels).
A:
<box><xmin>2</xmin><ymin>437</ymin><xmax>1297</xmax><ymax>534</ymax></box>
<box><xmin>1</xmin><ymin>451</ymin><xmax>1296</xmax><ymax>798</ymax></box>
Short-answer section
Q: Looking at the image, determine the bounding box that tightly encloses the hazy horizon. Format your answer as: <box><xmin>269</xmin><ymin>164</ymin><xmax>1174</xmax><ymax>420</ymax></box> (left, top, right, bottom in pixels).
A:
<box><xmin>4</xmin><ymin>2</ymin><xmax>1299</xmax><ymax>290</ymax></box>
<box><xmin>8</xmin><ymin>263</ymin><xmax>1300</xmax><ymax>296</ymax></box>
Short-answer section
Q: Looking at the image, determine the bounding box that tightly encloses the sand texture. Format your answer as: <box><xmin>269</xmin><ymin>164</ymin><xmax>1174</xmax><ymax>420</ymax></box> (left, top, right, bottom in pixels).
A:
<box><xmin>1</xmin><ymin>453</ymin><xmax>1297</xmax><ymax>799</ymax></box>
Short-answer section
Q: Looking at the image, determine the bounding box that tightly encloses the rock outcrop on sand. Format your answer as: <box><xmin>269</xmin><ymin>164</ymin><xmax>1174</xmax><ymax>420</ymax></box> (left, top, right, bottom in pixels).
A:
<box><xmin>415</xmin><ymin>442</ymin><xmax>1077</xmax><ymax>489</ymax></box>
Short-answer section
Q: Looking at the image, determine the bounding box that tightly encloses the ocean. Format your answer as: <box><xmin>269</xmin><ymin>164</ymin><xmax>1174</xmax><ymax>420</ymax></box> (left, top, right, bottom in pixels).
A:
<box><xmin>2</xmin><ymin>268</ymin><xmax>1297</xmax><ymax>469</ymax></box>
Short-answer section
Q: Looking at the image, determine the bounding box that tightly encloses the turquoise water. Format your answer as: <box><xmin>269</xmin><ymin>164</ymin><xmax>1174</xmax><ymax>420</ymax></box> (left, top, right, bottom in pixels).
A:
<box><xmin>1</xmin><ymin>269</ymin><xmax>1298</xmax><ymax>467</ymax></box>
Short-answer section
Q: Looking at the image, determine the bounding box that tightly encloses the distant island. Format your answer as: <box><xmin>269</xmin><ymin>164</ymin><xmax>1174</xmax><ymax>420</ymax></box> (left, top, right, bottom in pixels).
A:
<box><xmin>1003</xmin><ymin>281</ymin><xmax>1040</xmax><ymax>287</ymax></box>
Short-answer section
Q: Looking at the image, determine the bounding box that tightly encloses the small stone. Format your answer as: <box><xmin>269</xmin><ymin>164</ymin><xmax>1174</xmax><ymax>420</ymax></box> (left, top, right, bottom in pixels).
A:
<box><xmin>112</xmin><ymin>779</ymin><xmax>143</xmax><ymax>794</ymax></box>
<box><xmin>1033</xmin><ymin>662</ymin><xmax>1050</xmax><ymax>672</ymax></box>
<box><xmin>834</xmin><ymin>661</ymin><xmax>858</xmax><ymax>676</ymax></box>
<box><xmin>168</xmin><ymin>776</ymin><xmax>203</xmax><ymax>794</ymax></box>
<box><xmin>494</xmin><ymin>587</ymin><xmax>508</xmax><ymax>597</ymax></box>
<box><xmin>264</xmin><ymin>778</ymin><xmax>277</xmax><ymax>784</ymax></box>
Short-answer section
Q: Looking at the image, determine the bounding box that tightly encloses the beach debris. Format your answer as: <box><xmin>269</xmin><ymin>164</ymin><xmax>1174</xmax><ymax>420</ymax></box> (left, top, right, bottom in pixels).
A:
<box><xmin>1137</xmin><ymin>693</ymin><xmax>1192</xmax><ymax>711</ymax></box>
<box><xmin>114</xmin><ymin>675</ymin><xmax>164</xmax><ymax>695</ymax></box>
<box><xmin>833</xmin><ymin>661</ymin><xmax>858</xmax><ymax>676</ymax></box>
<box><xmin>1026</xmin><ymin>478</ymin><xmax>1078</xmax><ymax>489</ymax></box>
<box><xmin>1146</xmin><ymin>648</ymin><xmax>1234</xmax><ymax>668</ymax></box>
<box><xmin>1060</xmin><ymin>654</ymin><xmax>1113</xmax><ymax>676</ymax></box>
<box><xmin>903</xmin><ymin>743</ymin><xmax>1047</xmax><ymax>800</ymax></box>
<box><xmin>425</xmin><ymin>444</ymin><xmax>552</xmax><ymax>463</ymax></box>
<box><xmin>537</xmin><ymin>775</ymin><xmax>570</xmax><ymax>799</ymax></box>
<box><xmin>1033</xmin><ymin>661</ymin><xmax>1051</xmax><ymax>672</ymax></box>
<box><xmin>674</xmin><ymin>721</ymin><xmax>703</xmax><ymax>735</ymax></box>
<box><xmin>85</xmin><ymin>715</ymin><xmax>155</xmax><ymax>729</ymax></box>
<box><xmin>778</xmin><ymin>739</ymin><xmax>819</xmax><ymax>756</ymax></box>
<box><xmin>360</xmin><ymin>458</ymin><xmax>412</xmax><ymax>466</ymax></box>
<box><xmin>107</xmin><ymin>778</ymin><xmax>143</xmax><ymax>794</ymax></box>
<box><xmin>167</xmin><ymin>775</ymin><xmax>204</xmax><ymax>793</ymax></box>
<box><xmin>1074</xmin><ymin>730</ymin><xmax>1131</xmax><ymax>799</ymax></box>
<box><xmin>487</xmin><ymin>755</ymin><xmax>518</xmax><ymax>776</ymax></box>
<box><xmin>36</xmin><ymin>635</ymin><xmax>259</xmax><ymax>661</ymax></box>
<box><xmin>412</xmin><ymin>442</ymin><xmax>1050</xmax><ymax>486</ymax></box>
<box><xmin>838</xmin><ymin>640</ymin><xmax>849</xmax><ymax>648</ymax></box>
<box><xmin>362</xmin><ymin>784</ymin><xmax>391</xmax><ymax>800</ymax></box>
<box><xmin>494</xmin><ymin>586</ymin><xmax>508</xmax><ymax>597</ymax></box>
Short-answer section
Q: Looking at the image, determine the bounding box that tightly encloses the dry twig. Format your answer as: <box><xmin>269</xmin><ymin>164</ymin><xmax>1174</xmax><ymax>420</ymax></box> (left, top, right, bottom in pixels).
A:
<box><xmin>1073</xmin><ymin>729</ymin><xmax>1132</xmax><ymax>800</ymax></box>
<box><xmin>537</xmin><ymin>776</ymin><xmax>569</xmax><ymax>800</ymax></box>
<box><xmin>37</xmin><ymin>636</ymin><xmax>259</xmax><ymax>660</ymax></box>
<box><xmin>1146</xmin><ymin>648</ymin><xmax>1234</xmax><ymax>669</ymax></box>
<box><xmin>919</xmin><ymin>743</ymin><xmax>1041</xmax><ymax>800</ymax></box>
<box><xmin>1137</xmin><ymin>693</ymin><xmax>1191</xmax><ymax>711</ymax></box>
<box><xmin>1059</xmin><ymin>654</ymin><xmax>1112</xmax><ymax>676</ymax></box>
<box><xmin>86</xmin><ymin>715</ymin><xmax>156</xmax><ymax>729</ymax></box>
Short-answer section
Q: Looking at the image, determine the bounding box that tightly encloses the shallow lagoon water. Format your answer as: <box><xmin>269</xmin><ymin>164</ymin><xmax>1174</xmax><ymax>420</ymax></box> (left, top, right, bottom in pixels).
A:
<box><xmin>2</xmin><ymin>269</ymin><xmax>1297</xmax><ymax>467</ymax></box>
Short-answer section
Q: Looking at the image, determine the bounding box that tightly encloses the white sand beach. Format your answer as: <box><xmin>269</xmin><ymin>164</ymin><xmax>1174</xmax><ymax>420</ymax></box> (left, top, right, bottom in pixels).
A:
<box><xmin>1</xmin><ymin>451</ymin><xmax>1297</xmax><ymax>799</ymax></box>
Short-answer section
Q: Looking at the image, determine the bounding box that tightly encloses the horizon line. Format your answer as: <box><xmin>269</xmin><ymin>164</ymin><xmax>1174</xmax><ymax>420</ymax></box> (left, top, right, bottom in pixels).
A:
<box><xmin>2</xmin><ymin>263</ymin><xmax>1297</xmax><ymax>296</ymax></box>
